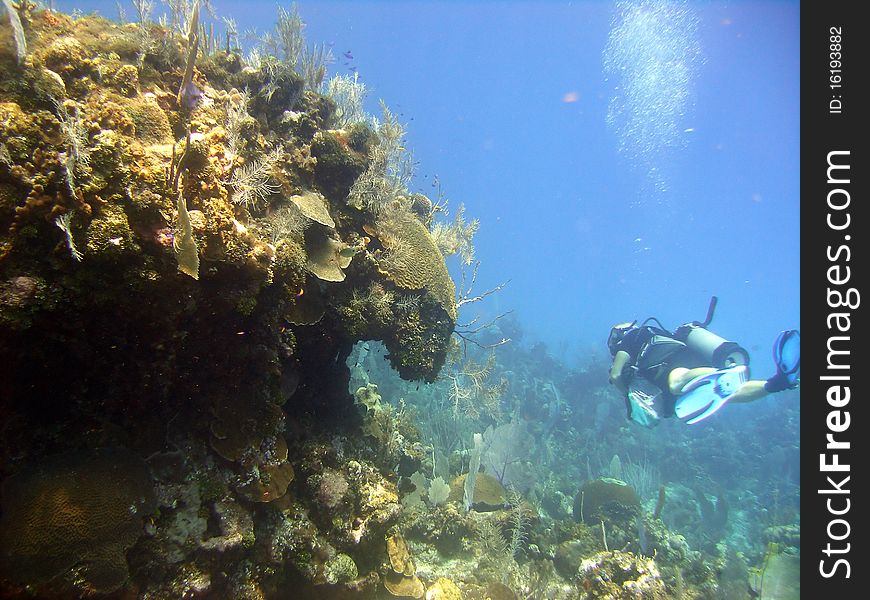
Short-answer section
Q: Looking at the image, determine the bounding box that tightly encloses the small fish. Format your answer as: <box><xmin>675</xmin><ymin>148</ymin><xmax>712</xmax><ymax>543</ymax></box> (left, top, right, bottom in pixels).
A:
<box><xmin>343</xmin><ymin>50</ymin><xmax>354</xmax><ymax>60</ymax></box>
<box><xmin>339</xmin><ymin>247</ymin><xmax>358</xmax><ymax>258</ymax></box>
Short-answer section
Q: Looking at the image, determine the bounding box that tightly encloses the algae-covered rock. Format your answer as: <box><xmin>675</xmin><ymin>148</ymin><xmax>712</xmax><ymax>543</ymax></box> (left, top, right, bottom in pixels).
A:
<box><xmin>85</xmin><ymin>201</ymin><xmax>137</xmax><ymax>258</ymax></box>
<box><xmin>355</xmin><ymin>382</ymin><xmax>383</xmax><ymax>412</ymax></box>
<box><xmin>310</xmin><ymin>130</ymin><xmax>367</xmax><ymax>202</ymax></box>
<box><xmin>324</xmin><ymin>553</ymin><xmax>359</xmax><ymax>585</ymax></box>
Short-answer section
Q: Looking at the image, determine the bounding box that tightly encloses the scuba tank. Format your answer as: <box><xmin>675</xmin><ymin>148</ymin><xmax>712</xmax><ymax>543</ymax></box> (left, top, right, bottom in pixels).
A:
<box><xmin>672</xmin><ymin>296</ymin><xmax>750</xmax><ymax>369</ymax></box>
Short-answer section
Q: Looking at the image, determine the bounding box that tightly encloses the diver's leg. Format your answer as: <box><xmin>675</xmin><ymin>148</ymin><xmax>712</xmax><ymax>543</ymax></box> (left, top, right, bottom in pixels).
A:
<box><xmin>668</xmin><ymin>367</ymin><xmax>717</xmax><ymax>395</ymax></box>
<box><xmin>727</xmin><ymin>380</ymin><xmax>769</xmax><ymax>403</ymax></box>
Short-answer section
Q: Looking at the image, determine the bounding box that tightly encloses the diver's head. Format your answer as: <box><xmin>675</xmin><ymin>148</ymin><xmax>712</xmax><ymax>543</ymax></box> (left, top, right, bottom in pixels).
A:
<box><xmin>608</xmin><ymin>321</ymin><xmax>637</xmax><ymax>356</ymax></box>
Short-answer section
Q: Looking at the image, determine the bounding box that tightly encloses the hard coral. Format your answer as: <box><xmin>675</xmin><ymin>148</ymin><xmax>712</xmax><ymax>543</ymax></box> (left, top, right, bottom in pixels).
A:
<box><xmin>370</xmin><ymin>206</ymin><xmax>457</xmax><ymax>321</ymax></box>
<box><xmin>448</xmin><ymin>472</ymin><xmax>506</xmax><ymax>511</ymax></box>
<box><xmin>574</xmin><ymin>477</ymin><xmax>641</xmax><ymax>524</ymax></box>
<box><xmin>384</xmin><ymin>533</ymin><xmax>425</xmax><ymax>598</ymax></box>
<box><xmin>304</xmin><ymin>224</ymin><xmax>351</xmax><ymax>282</ymax></box>
<box><xmin>425</xmin><ymin>577</ymin><xmax>462</xmax><ymax>600</ymax></box>
<box><xmin>290</xmin><ymin>189</ymin><xmax>335</xmax><ymax>228</ymax></box>
<box><xmin>0</xmin><ymin>449</ymin><xmax>155</xmax><ymax>595</ymax></box>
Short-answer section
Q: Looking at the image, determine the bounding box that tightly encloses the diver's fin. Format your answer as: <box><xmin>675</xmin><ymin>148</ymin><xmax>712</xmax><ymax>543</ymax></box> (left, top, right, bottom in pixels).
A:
<box><xmin>684</xmin><ymin>394</ymin><xmax>729</xmax><ymax>425</ymax></box>
<box><xmin>674</xmin><ymin>365</ymin><xmax>749</xmax><ymax>424</ymax></box>
<box><xmin>773</xmin><ymin>330</ymin><xmax>800</xmax><ymax>386</ymax></box>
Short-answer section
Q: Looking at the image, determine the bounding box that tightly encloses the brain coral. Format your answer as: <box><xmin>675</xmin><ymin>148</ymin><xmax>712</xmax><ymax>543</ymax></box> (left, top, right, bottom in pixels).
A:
<box><xmin>574</xmin><ymin>477</ymin><xmax>641</xmax><ymax>524</ymax></box>
<box><xmin>0</xmin><ymin>449</ymin><xmax>155</xmax><ymax>594</ymax></box>
<box><xmin>447</xmin><ymin>472</ymin><xmax>506</xmax><ymax>511</ymax></box>
<box><xmin>370</xmin><ymin>207</ymin><xmax>457</xmax><ymax>321</ymax></box>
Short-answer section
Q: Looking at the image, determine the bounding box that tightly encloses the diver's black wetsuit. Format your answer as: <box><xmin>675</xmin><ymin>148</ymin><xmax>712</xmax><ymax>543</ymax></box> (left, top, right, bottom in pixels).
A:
<box><xmin>613</xmin><ymin>325</ymin><xmax>708</xmax><ymax>417</ymax></box>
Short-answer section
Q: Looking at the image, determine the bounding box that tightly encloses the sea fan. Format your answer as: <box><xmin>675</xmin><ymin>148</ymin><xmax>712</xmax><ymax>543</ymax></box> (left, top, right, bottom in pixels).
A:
<box><xmin>427</xmin><ymin>476</ymin><xmax>450</xmax><ymax>506</ymax></box>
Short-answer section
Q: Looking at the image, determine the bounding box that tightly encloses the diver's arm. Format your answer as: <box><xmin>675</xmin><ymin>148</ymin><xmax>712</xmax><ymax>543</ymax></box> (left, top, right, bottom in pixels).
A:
<box><xmin>609</xmin><ymin>350</ymin><xmax>632</xmax><ymax>392</ymax></box>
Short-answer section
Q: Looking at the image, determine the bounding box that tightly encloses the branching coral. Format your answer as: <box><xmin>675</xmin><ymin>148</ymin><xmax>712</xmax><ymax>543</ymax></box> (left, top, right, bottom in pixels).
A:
<box><xmin>474</xmin><ymin>514</ymin><xmax>510</xmax><ymax>561</ymax></box>
<box><xmin>271</xmin><ymin>2</ymin><xmax>305</xmax><ymax>69</ymax></box>
<box><xmin>342</xmin><ymin>282</ymin><xmax>395</xmax><ymax>331</ymax></box>
<box><xmin>224</xmin><ymin>88</ymin><xmax>252</xmax><ymax>160</ymax></box>
<box><xmin>266</xmin><ymin>203</ymin><xmax>308</xmax><ymax>245</ymax></box>
<box><xmin>54</xmin><ymin>211</ymin><xmax>83</xmax><ymax>261</ymax></box>
<box><xmin>506</xmin><ymin>488</ymin><xmax>529</xmax><ymax>559</ymax></box>
<box><xmin>53</xmin><ymin>99</ymin><xmax>91</xmax><ymax>196</ymax></box>
<box><xmin>300</xmin><ymin>41</ymin><xmax>333</xmax><ymax>91</ymax></box>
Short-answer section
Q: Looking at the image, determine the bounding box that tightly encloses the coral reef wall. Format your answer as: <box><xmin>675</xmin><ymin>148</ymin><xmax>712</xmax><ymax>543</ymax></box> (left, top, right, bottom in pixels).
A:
<box><xmin>0</xmin><ymin>4</ymin><xmax>456</xmax><ymax>598</ymax></box>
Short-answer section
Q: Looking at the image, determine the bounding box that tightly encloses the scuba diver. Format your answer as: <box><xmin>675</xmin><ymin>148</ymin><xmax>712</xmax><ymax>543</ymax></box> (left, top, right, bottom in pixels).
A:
<box><xmin>607</xmin><ymin>297</ymin><xmax>800</xmax><ymax>427</ymax></box>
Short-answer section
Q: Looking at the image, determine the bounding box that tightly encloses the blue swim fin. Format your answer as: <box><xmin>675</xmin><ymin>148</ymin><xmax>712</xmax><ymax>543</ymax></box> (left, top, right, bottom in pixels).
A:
<box><xmin>773</xmin><ymin>330</ymin><xmax>800</xmax><ymax>386</ymax></box>
<box><xmin>674</xmin><ymin>365</ymin><xmax>749</xmax><ymax>425</ymax></box>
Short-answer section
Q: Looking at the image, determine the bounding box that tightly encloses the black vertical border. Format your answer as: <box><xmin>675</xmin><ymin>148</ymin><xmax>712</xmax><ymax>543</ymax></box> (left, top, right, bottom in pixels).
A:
<box><xmin>802</xmin><ymin>2</ymin><xmax>866</xmax><ymax>596</ymax></box>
